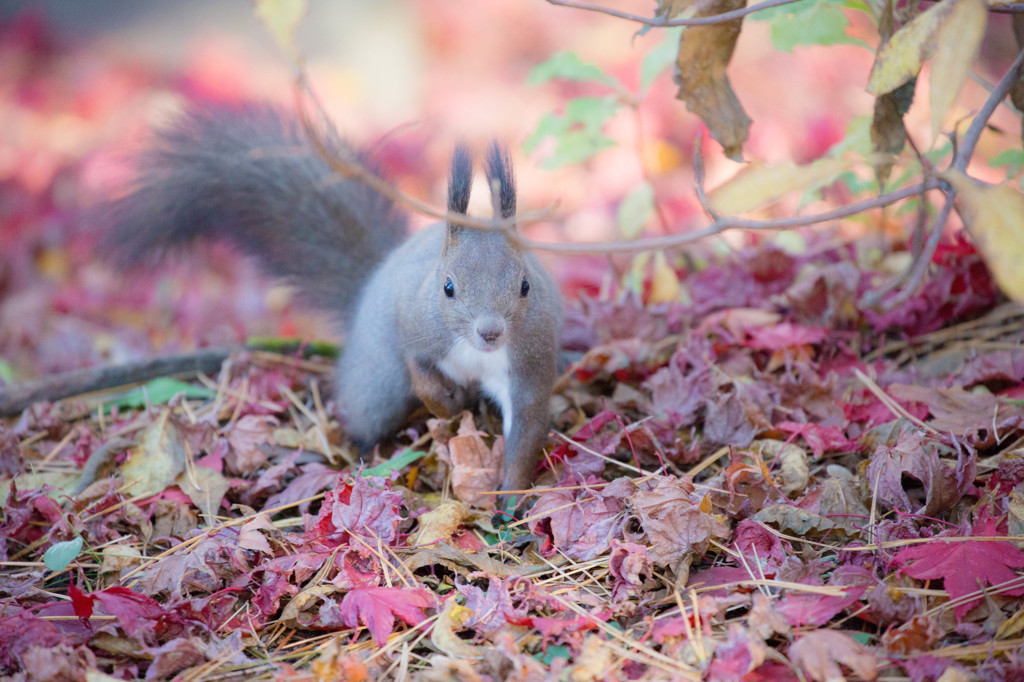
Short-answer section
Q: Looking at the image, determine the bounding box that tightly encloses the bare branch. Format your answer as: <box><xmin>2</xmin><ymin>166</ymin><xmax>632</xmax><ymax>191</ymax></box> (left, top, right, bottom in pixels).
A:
<box><xmin>546</xmin><ymin>0</ymin><xmax>800</xmax><ymax>27</ymax></box>
<box><xmin>868</xmin><ymin>46</ymin><xmax>1024</xmax><ymax>307</ymax></box>
<box><xmin>292</xmin><ymin>74</ymin><xmax>556</xmax><ymax>233</ymax></box>
<box><xmin>520</xmin><ymin>180</ymin><xmax>943</xmax><ymax>255</ymax></box>
<box><xmin>952</xmin><ymin>46</ymin><xmax>1024</xmax><ymax>172</ymax></box>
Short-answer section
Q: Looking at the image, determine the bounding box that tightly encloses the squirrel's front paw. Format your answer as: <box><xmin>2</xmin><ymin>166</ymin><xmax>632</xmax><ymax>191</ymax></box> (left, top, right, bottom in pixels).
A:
<box><xmin>409</xmin><ymin>359</ymin><xmax>468</xmax><ymax>418</ymax></box>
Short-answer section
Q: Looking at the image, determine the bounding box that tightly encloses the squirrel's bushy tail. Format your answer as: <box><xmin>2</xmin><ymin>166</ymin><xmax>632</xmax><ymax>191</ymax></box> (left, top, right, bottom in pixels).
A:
<box><xmin>100</xmin><ymin>103</ymin><xmax>406</xmax><ymax>318</ymax></box>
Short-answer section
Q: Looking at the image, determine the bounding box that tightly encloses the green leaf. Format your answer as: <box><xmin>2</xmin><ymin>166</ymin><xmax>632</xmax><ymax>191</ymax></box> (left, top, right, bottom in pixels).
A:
<box><xmin>361</xmin><ymin>449</ymin><xmax>427</xmax><ymax>477</ymax></box>
<box><xmin>537</xmin><ymin>644</ymin><xmax>572</xmax><ymax>665</ymax></box>
<box><xmin>545</xmin><ymin>131</ymin><xmax>616</xmax><ymax>169</ymax></box>
<box><xmin>617</xmin><ymin>182</ymin><xmax>656</xmax><ymax>238</ymax></box>
<box><xmin>0</xmin><ymin>358</ymin><xmax>14</xmax><ymax>385</ymax></box>
<box><xmin>992</xmin><ymin>149</ymin><xmax>1024</xmax><ymax>179</ymax></box>
<box><xmin>43</xmin><ymin>536</ymin><xmax>84</xmax><ymax>572</ymax></box>
<box><xmin>528</xmin><ymin>51</ymin><xmax>621</xmax><ymax>89</ymax></box>
<box><xmin>526</xmin><ymin>97</ymin><xmax>619</xmax><ymax>168</ymax></box>
<box><xmin>852</xmin><ymin>631</ymin><xmax>872</xmax><ymax>646</ymax></box>
<box><xmin>103</xmin><ymin>377</ymin><xmax>216</xmax><ymax>413</ymax></box>
<box><xmin>641</xmin><ymin>27</ymin><xmax>683</xmax><ymax>92</ymax></box>
<box><xmin>565</xmin><ymin>96</ymin><xmax>620</xmax><ymax>129</ymax></box>
<box><xmin>751</xmin><ymin>0</ymin><xmax>868</xmax><ymax>51</ymax></box>
<box><xmin>253</xmin><ymin>0</ymin><xmax>308</xmax><ymax>63</ymax></box>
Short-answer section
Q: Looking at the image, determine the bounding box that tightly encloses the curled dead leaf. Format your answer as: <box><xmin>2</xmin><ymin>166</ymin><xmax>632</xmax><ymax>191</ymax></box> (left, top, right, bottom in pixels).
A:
<box><xmin>280</xmin><ymin>584</ymin><xmax>338</xmax><ymax>627</ymax></box>
<box><xmin>413</xmin><ymin>500</ymin><xmax>469</xmax><ymax>546</ymax></box>
<box><xmin>754</xmin><ymin>440</ymin><xmax>809</xmax><ymax>497</ymax></box>
<box><xmin>672</xmin><ymin>0</ymin><xmax>751</xmax><ymax>161</ymax></box>
<box><xmin>431</xmin><ymin>599</ymin><xmax>485</xmax><ymax>659</ymax></box>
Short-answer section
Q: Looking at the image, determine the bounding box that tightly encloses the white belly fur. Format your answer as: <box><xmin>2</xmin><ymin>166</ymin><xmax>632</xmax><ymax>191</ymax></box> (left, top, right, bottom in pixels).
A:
<box><xmin>437</xmin><ymin>339</ymin><xmax>513</xmax><ymax>436</ymax></box>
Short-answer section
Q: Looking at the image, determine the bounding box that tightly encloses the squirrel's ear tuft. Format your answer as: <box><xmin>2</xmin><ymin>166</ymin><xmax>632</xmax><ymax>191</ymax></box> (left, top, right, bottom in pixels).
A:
<box><xmin>484</xmin><ymin>141</ymin><xmax>516</xmax><ymax>219</ymax></box>
<box><xmin>448</xmin><ymin>142</ymin><xmax>472</xmax><ymax>215</ymax></box>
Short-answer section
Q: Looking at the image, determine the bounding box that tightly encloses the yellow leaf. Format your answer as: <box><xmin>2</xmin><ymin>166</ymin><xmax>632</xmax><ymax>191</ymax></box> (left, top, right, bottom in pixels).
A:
<box><xmin>121</xmin><ymin>411</ymin><xmax>187</xmax><ymax>498</ymax></box>
<box><xmin>930</xmin><ymin>0</ymin><xmax>987</xmax><ymax>140</ymax></box>
<box><xmin>413</xmin><ymin>500</ymin><xmax>469</xmax><ymax>546</ymax></box>
<box><xmin>945</xmin><ymin>171</ymin><xmax>1024</xmax><ymax>304</ymax></box>
<box><xmin>253</xmin><ymin>0</ymin><xmax>308</xmax><ymax>63</ymax></box>
<box><xmin>708</xmin><ymin>157</ymin><xmax>845</xmax><ymax>214</ymax></box>
<box><xmin>649</xmin><ymin>251</ymin><xmax>681</xmax><ymax>304</ymax></box>
<box><xmin>866</xmin><ymin>0</ymin><xmax>951</xmax><ymax>96</ymax></box>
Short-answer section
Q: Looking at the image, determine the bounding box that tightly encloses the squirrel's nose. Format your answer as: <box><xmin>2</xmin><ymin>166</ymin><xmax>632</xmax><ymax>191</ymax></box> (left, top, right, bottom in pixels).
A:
<box><xmin>476</xmin><ymin>318</ymin><xmax>505</xmax><ymax>345</ymax></box>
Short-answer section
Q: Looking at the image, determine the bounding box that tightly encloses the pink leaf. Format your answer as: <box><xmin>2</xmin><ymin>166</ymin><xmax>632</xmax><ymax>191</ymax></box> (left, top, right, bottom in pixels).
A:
<box><xmin>338</xmin><ymin>587</ymin><xmax>435</xmax><ymax>646</ymax></box>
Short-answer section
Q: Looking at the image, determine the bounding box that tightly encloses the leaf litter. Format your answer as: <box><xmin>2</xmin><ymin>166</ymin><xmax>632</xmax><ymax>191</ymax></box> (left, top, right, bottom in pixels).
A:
<box><xmin>4</xmin><ymin>13</ymin><xmax>1024</xmax><ymax>682</ymax></box>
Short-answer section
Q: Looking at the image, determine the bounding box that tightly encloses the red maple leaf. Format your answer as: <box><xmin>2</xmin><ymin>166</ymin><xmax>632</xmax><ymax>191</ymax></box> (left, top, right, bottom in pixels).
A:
<box><xmin>336</xmin><ymin>587</ymin><xmax>435</xmax><ymax>646</ymax></box>
<box><xmin>894</xmin><ymin>516</ymin><xmax>1024</xmax><ymax>620</ymax></box>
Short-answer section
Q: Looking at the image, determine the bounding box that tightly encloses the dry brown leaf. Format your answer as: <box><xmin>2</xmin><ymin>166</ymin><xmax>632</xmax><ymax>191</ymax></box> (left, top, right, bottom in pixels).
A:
<box><xmin>672</xmin><ymin>0</ymin><xmax>750</xmax><ymax>161</ymax></box>
<box><xmin>413</xmin><ymin>500</ymin><xmax>469</xmax><ymax>546</ymax></box>
<box><xmin>754</xmin><ymin>440</ymin><xmax>809</xmax><ymax>497</ymax></box>
<box><xmin>227</xmin><ymin>414</ymin><xmax>277</xmax><ymax>474</ymax></box>
<box><xmin>569</xmin><ymin>635</ymin><xmax>615</xmax><ymax>682</ymax></box>
<box><xmin>944</xmin><ymin>171</ymin><xmax>1024</xmax><ymax>304</ymax></box>
<box><xmin>790</xmin><ymin>630</ymin><xmax>878</xmax><ymax>681</ymax></box>
<box><xmin>755</xmin><ymin>505</ymin><xmax>835</xmax><ymax>535</ymax></box>
<box><xmin>121</xmin><ymin>411</ymin><xmax>188</xmax><ymax>498</ymax></box>
<box><xmin>98</xmin><ymin>544</ymin><xmax>142</xmax><ymax>577</ymax></box>
<box><xmin>930</xmin><ymin>0</ymin><xmax>986</xmax><ymax>139</ymax></box>
<box><xmin>709</xmin><ymin>158</ymin><xmax>846</xmax><ymax>215</ymax></box>
<box><xmin>238</xmin><ymin>514</ymin><xmax>276</xmax><ymax>554</ymax></box>
<box><xmin>280</xmin><ymin>584</ymin><xmax>337</xmax><ymax>626</ymax></box>
<box><xmin>867</xmin><ymin>0</ymin><xmax>952</xmax><ymax>96</ymax></box>
<box><xmin>870</xmin><ymin>79</ymin><xmax>916</xmax><ymax>186</ymax></box>
<box><xmin>176</xmin><ymin>466</ymin><xmax>230</xmax><ymax>521</ymax></box>
<box><xmin>431</xmin><ymin>599</ymin><xmax>485</xmax><ymax>659</ymax></box>
<box><xmin>448</xmin><ymin>413</ymin><xmax>501</xmax><ymax>508</ymax></box>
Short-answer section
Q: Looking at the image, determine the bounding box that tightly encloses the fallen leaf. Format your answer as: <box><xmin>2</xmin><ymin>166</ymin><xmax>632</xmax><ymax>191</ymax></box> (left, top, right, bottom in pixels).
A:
<box><xmin>790</xmin><ymin>630</ymin><xmax>877</xmax><ymax>681</ymax></box>
<box><xmin>413</xmin><ymin>500</ymin><xmax>469</xmax><ymax>546</ymax></box>
<box><xmin>894</xmin><ymin>516</ymin><xmax>1024</xmax><ymax>620</ymax></box>
<box><xmin>338</xmin><ymin>586</ymin><xmax>436</xmax><ymax>647</ymax></box>
<box><xmin>120</xmin><ymin>411</ymin><xmax>188</xmax><ymax>499</ymax></box>
<box><xmin>176</xmin><ymin>465</ymin><xmax>230</xmax><ymax>521</ymax></box>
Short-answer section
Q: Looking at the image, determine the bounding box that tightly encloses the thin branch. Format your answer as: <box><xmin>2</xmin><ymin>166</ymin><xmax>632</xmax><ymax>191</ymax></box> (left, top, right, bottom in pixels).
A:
<box><xmin>520</xmin><ymin>180</ymin><xmax>942</xmax><ymax>255</ymax></box>
<box><xmin>292</xmin><ymin>74</ymin><xmax>555</xmax><ymax>233</ymax></box>
<box><xmin>869</xmin><ymin>46</ymin><xmax>1024</xmax><ymax>308</ymax></box>
<box><xmin>546</xmin><ymin>0</ymin><xmax>800</xmax><ymax>27</ymax></box>
<box><xmin>952</xmin><ymin>46</ymin><xmax>1024</xmax><ymax>172</ymax></box>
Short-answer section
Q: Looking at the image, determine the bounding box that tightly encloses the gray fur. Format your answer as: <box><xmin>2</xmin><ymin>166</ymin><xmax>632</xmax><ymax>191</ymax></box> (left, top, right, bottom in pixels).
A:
<box><xmin>102</xmin><ymin>110</ymin><xmax>561</xmax><ymax>495</ymax></box>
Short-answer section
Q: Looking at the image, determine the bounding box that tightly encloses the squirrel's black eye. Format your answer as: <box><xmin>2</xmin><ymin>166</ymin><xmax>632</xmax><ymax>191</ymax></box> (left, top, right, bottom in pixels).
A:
<box><xmin>520</xmin><ymin>278</ymin><xmax>530</xmax><ymax>297</ymax></box>
<box><xmin>444</xmin><ymin>278</ymin><xmax>455</xmax><ymax>298</ymax></box>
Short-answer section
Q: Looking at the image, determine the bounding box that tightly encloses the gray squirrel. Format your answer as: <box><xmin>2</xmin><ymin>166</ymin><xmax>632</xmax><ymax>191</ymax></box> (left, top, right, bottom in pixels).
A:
<box><xmin>102</xmin><ymin>104</ymin><xmax>562</xmax><ymax>497</ymax></box>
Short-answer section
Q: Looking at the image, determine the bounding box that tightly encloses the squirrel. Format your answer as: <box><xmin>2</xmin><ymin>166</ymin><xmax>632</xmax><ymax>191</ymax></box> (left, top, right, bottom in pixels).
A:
<box><xmin>101</xmin><ymin>103</ymin><xmax>562</xmax><ymax>498</ymax></box>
